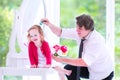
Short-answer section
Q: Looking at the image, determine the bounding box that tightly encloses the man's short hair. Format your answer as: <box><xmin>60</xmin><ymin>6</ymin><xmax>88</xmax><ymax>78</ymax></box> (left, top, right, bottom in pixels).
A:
<box><xmin>76</xmin><ymin>14</ymin><xmax>94</xmax><ymax>31</ymax></box>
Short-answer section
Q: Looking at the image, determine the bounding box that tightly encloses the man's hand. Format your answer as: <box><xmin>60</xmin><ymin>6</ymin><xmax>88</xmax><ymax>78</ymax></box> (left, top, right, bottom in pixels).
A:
<box><xmin>52</xmin><ymin>55</ymin><xmax>63</xmax><ymax>63</ymax></box>
<box><xmin>41</xmin><ymin>18</ymin><xmax>50</xmax><ymax>25</ymax></box>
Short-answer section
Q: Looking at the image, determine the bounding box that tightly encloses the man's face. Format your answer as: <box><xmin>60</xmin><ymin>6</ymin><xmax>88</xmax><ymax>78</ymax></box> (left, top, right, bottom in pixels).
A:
<box><xmin>76</xmin><ymin>25</ymin><xmax>90</xmax><ymax>38</ymax></box>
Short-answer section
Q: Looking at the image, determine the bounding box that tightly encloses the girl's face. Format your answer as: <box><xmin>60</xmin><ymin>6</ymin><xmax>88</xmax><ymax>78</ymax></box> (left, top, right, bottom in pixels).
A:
<box><xmin>76</xmin><ymin>25</ymin><xmax>91</xmax><ymax>38</ymax></box>
<box><xmin>29</xmin><ymin>29</ymin><xmax>41</xmax><ymax>45</ymax></box>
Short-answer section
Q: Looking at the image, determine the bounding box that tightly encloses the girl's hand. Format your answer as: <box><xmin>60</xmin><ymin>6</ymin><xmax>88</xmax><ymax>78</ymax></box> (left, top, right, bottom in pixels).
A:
<box><xmin>43</xmin><ymin>64</ymin><xmax>51</xmax><ymax>68</ymax></box>
<box><xmin>30</xmin><ymin>64</ymin><xmax>38</xmax><ymax>68</ymax></box>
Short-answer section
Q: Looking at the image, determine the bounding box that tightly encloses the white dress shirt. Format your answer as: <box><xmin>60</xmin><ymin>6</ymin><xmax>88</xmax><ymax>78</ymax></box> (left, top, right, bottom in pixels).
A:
<box><xmin>61</xmin><ymin>28</ymin><xmax>114</xmax><ymax>80</ymax></box>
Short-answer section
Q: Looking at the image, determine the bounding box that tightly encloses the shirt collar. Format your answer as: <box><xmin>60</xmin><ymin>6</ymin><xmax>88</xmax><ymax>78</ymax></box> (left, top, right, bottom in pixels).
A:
<box><xmin>84</xmin><ymin>30</ymin><xmax>94</xmax><ymax>40</ymax></box>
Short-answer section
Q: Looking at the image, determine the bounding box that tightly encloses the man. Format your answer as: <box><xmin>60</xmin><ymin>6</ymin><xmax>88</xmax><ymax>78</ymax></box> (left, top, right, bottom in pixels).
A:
<box><xmin>41</xmin><ymin>14</ymin><xmax>114</xmax><ymax>80</ymax></box>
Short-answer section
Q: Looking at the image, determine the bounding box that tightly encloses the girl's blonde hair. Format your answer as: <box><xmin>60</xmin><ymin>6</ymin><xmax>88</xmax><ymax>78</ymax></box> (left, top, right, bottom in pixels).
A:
<box><xmin>27</xmin><ymin>25</ymin><xmax>44</xmax><ymax>43</ymax></box>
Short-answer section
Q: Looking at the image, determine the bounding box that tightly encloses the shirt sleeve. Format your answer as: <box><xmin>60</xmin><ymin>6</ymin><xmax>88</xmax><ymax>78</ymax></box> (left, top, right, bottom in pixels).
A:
<box><xmin>41</xmin><ymin>41</ymin><xmax>52</xmax><ymax>65</ymax></box>
<box><xmin>28</xmin><ymin>42</ymin><xmax>38</xmax><ymax>65</ymax></box>
<box><xmin>60</xmin><ymin>28</ymin><xmax>79</xmax><ymax>40</ymax></box>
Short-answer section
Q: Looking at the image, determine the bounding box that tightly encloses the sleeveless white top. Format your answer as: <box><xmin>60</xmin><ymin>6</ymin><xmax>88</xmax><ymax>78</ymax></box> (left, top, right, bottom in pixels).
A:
<box><xmin>37</xmin><ymin>47</ymin><xmax>46</xmax><ymax>67</ymax></box>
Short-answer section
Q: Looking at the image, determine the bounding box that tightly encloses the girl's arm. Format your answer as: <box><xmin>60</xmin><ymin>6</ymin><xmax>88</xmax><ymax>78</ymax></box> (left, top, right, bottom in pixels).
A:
<box><xmin>41</xmin><ymin>41</ymin><xmax>52</xmax><ymax>65</ymax></box>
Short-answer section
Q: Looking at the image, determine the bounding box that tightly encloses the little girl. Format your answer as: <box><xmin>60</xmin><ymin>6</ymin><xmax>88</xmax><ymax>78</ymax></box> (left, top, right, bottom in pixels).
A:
<box><xmin>27</xmin><ymin>25</ymin><xmax>51</xmax><ymax>68</ymax></box>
